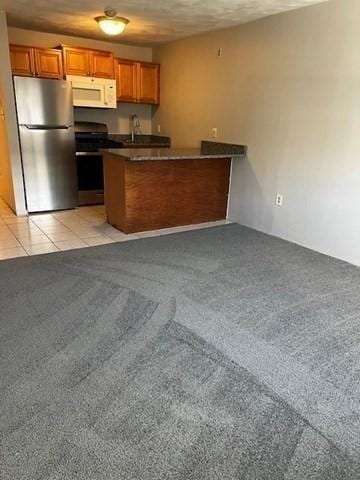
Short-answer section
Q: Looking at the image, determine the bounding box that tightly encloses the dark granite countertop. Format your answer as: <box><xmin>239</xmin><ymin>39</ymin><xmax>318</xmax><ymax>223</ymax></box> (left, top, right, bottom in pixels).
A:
<box><xmin>108</xmin><ymin>134</ymin><xmax>171</xmax><ymax>148</ymax></box>
<box><xmin>102</xmin><ymin>141</ymin><xmax>247</xmax><ymax>161</ymax></box>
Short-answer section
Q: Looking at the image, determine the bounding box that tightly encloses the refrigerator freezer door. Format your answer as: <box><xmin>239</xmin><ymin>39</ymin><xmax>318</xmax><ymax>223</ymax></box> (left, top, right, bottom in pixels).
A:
<box><xmin>19</xmin><ymin>126</ymin><xmax>78</xmax><ymax>212</ymax></box>
<box><xmin>14</xmin><ymin>76</ymin><xmax>74</xmax><ymax>127</ymax></box>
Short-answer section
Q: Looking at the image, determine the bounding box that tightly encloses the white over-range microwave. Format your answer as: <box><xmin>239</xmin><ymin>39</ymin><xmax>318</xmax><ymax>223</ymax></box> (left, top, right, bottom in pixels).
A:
<box><xmin>66</xmin><ymin>75</ymin><xmax>117</xmax><ymax>109</ymax></box>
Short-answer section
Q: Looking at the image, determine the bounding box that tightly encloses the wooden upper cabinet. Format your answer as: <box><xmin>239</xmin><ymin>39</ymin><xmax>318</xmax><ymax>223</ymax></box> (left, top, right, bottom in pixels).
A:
<box><xmin>10</xmin><ymin>45</ymin><xmax>63</xmax><ymax>79</ymax></box>
<box><xmin>62</xmin><ymin>47</ymin><xmax>89</xmax><ymax>76</ymax></box>
<box><xmin>137</xmin><ymin>62</ymin><xmax>160</xmax><ymax>104</ymax></box>
<box><xmin>62</xmin><ymin>47</ymin><xmax>114</xmax><ymax>78</ymax></box>
<box><xmin>34</xmin><ymin>48</ymin><xmax>63</xmax><ymax>79</ymax></box>
<box><xmin>10</xmin><ymin>45</ymin><xmax>35</xmax><ymax>76</ymax></box>
<box><xmin>89</xmin><ymin>50</ymin><xmax>114</xmax><ymax>78</ymax></box>
<box><xmin>115</xmin><ymin>59</ymin><xmax>160</xmax><ymax>105</ymax></box>
<box><xmin>115</xmin><ymin>59</ymin><xmax>137</xmax><ymax>102</ymax></box>
<box><xmin>9</xmin><ymin>44</ymin><xmax>158</xmax><ymax>101</ymax></box>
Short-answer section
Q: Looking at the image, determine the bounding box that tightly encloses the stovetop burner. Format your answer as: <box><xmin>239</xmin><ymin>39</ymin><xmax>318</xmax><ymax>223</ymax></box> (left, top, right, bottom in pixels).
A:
<box><xmin>75</xmin><ymin>121</ymin><xmax>122</xmax><ymax>152</ymax></box>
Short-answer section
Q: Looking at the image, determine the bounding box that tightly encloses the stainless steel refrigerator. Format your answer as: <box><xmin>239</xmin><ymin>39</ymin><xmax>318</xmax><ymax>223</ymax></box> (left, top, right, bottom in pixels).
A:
<box><xmin>14</xmin><ymin>76</ymin><xmax>78</xmax><ymax>212</ymax></box>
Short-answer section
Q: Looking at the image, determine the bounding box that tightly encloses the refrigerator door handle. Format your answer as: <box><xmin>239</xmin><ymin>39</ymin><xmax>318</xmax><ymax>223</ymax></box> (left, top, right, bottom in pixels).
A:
<box><xmin>21</xmin><ymin>124</ymin><xmax>73</xmax><ymax>130</ymax></box>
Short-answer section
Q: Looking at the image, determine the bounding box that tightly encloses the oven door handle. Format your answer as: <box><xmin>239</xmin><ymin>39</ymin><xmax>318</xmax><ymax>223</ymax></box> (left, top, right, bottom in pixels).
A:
<box><xmin>76</xmin><ymin>152</ymin><xmax>103</xmax><ymax>157</ymax></box>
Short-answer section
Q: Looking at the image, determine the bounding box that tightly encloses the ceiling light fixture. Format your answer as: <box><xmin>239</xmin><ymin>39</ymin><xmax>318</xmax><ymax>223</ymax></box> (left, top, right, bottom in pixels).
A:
<box><xmin>95</xmin><ymin>8</ymin><xmax>129</xmax><ymax>36</ymax></box>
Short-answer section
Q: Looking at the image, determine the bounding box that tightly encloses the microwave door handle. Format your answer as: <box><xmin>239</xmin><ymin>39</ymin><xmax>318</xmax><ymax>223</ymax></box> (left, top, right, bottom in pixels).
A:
<box><xmin>102</xmin><ymin>85</ymin><xmax>107</xmax><ymax>106</ymax></box>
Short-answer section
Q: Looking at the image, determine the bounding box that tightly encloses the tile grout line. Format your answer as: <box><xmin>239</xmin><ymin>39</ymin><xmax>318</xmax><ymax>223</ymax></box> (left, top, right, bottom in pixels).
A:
<box><xmin>0</xmin><ymin>215</ymin><xmax>29</xmax><ymax>256</ymax></box>
<box><xmin>48</xmin><ymin>209</ymin><xmax>114</xmax><ymax>246</ymax></box>
<box><xmin>30</xmin><ymin>208</ymin><xmax>114</xmax><ymax>250</ymax></box>
<box><xmin>28</xmin><ymin>217</ymin><xmax>61</xmax><ymax>251</ymax></box>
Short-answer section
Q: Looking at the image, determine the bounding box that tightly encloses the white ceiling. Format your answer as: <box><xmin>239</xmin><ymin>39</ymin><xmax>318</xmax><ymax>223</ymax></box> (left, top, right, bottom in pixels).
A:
<box><xmin>0</xmin><ymin>0</ymin><xmax>328</xmax><ymax>46</ymax></box>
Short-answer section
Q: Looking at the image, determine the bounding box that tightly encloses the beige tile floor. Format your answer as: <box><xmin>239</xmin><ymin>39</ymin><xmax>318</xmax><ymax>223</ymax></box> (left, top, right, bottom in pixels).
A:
<box><xmin>0</xmin><ymin>197</ymin><xmax>230</xmax><ymax>260</ymax></box>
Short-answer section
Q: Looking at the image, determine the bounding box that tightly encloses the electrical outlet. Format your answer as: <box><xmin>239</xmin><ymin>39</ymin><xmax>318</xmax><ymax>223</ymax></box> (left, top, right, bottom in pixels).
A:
<box><xmin>275</xmin><ymin>194</ymin><xmax>283</xmax><ymax>206</ymax></box>
<box><xmin>157</xmin><ymin>124</ymin><xmax>161</xmax><ymax>133</ymax></box>
<box><xmin>211</xmin><ymin>127</ymin><xmax>217</xmax><ymax>138</ymax></box>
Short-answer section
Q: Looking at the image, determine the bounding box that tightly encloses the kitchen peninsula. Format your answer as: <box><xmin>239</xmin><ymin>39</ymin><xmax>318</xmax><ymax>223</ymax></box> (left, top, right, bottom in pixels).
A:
<box><xmin>103</xmin><ymin>141</ymin><xmax>247</xmax><ymax>233</ymax></box>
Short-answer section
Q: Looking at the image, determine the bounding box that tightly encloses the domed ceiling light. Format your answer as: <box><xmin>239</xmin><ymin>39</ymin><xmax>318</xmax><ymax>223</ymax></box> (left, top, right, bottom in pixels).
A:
<box><xmin>95</xmin><ymin>8</ymin><xmax>129</xmax><ymax>36</ymax></box>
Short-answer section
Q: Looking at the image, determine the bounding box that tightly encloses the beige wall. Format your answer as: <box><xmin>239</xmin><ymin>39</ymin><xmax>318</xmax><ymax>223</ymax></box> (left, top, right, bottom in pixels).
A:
<box><xmin>153</xmin><ymin>0</ymin><xmax>360</xmax><ymax>266</ymax></box>
<box><xmin>8</xmin><ymin>27</ymin><xmax>153</xmax><ymax>134</ymax></box>
<box><xmin>0</xmin><ymin>13</ymin><xmax>26</xmax><ymax>214</ymax></box>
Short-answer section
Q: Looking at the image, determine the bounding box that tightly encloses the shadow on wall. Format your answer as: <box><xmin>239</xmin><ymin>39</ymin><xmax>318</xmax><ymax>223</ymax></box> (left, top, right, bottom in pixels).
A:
<box><xmin>228</xmin><ymin>154</ymin><xmax>274</xmax><ymax>233</ymax></box>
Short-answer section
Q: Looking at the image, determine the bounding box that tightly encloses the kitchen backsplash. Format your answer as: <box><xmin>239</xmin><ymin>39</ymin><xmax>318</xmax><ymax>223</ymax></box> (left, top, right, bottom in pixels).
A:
<box><xmin>74</xmin><ymin>103</ymin><xmax>152</xmax><ymax>134</ymax></box>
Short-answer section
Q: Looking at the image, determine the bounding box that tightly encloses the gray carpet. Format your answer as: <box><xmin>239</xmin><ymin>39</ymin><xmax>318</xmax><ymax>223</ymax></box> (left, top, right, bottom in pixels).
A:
<box><xmin>1</xmin><ymin>224</ymin><xmax>360</xmax><ymax>479</ymax></box>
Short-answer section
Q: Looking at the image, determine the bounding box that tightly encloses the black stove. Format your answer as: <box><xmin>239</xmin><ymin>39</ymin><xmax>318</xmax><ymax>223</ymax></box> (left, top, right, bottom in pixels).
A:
<box><xmin>75</xmin><ymin>121</ymin><xmax>122</xmax><ymax>152</ymax></box>
<box><xmin>74</xmin><ymin>122</ymin><xmax>122</xmax><ymax>206</ymax></box>
<box><xmin>75</xmin><ymin>138</ymin><xmax>121</xmax><ymax>152</ymax></box>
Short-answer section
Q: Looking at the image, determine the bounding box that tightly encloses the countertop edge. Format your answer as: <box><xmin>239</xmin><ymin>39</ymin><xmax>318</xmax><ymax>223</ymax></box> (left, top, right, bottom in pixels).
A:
<box><xmin>101</xmin><ymin>141</ymin><xmax>247</xmax><ymax>161</ymax></box>
<box><xmin>102</xmin><ymin>152</ymin><xmax>246</xmax><ymax>161</ymax></box>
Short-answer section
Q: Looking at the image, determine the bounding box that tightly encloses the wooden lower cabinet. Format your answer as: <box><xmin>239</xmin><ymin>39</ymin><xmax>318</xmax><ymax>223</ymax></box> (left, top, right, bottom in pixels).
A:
<box><xmin>34</xmin><ymin>48</ymin><xmax>63</xmax><ymax>79</ymax></box>
<box><xmin>103</xmin><ymin>155</ymin><xmax>231</xmax><ymax>233</ymax></box>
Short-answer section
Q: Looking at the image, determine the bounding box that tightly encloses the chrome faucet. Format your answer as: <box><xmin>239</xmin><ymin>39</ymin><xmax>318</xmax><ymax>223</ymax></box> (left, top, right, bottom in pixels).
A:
<box><xmin>131</xmin><ymin>114</ymin><xmax>141</xmax><ymax>143</ymax></box>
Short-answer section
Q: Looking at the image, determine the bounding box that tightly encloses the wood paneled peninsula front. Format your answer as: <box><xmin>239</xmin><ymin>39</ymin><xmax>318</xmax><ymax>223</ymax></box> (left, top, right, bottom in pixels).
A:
<box><xmin>103</xmin><ymin>141</ymin><xmax>247</xmax><ymax>234</ymax></box>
